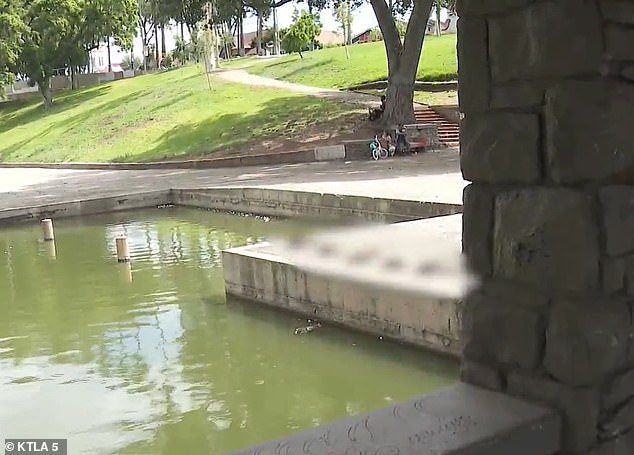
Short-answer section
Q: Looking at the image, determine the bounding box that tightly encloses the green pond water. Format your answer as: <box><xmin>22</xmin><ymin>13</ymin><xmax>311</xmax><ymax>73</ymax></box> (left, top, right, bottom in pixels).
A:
<box><xmin>0</xmin><ymin>208</ymin><xmax>458</xmax><ymax>455</ymax></box>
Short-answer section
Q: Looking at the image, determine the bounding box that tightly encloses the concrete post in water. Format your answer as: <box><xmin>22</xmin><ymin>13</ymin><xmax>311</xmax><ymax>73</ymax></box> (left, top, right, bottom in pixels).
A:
<box><xmin>115</xmin><ymin>236</ymin><xmax>130</xmax><ymax>262</ymax></box>
<box><xmin>41</xmin><ymin>219</ymin><xmax>55</xmax><ymax>241</ymax></box>
<box><xmin>45</xmin><ymin>241</ymin><xmax>56</xmax><ymax>259</ymax></box>
<box><xmin>118</xmin><ymin>262</ymin><xmax>133</xmax><ymax>283</ymax></box>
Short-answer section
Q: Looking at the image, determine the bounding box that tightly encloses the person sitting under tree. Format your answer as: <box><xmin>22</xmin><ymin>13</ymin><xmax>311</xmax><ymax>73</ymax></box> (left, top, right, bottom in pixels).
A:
<box><xmin>369</xmin><ymin>95</ymin><xmax>386</xmax><ymax>121</ymax></box>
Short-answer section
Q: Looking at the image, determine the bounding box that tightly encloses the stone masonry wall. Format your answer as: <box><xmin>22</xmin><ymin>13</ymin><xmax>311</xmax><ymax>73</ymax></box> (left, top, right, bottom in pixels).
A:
<box><xmin>458</xmin><ymin>1</ymin><xmax>634</xmax><ymax>453</ymax></box>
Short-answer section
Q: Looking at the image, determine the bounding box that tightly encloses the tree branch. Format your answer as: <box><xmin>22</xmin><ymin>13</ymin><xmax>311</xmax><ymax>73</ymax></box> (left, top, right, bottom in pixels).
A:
<box><xmin>273</xmin><ymin>0</ymin><xmax>296</xmax><ymax>7</ymax></box>
<box><xmin>369</xmin><ymin>0</ymin><xmax>402</xmax><ymax>71</ymax></box>
<box><xmin>402</xmin><ymin>0</ymin><xmax>433</xmax><ymax>74</ymax></box>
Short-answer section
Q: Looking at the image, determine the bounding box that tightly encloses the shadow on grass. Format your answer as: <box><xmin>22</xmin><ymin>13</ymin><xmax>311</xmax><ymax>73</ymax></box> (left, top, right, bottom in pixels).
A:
<box><xmin>255</xmin><ymin>59</ymin><xmax>335</xmax><ymax>82</ymax></box>
<box><xmin>116</xmin><ymin>94</ymin><xmax>350</xmax><ymax>162</ymax></box>
<box><xmin>0</xmin><ymin>85</ymin><xmax>113</xmax><ymax>134</ymax></box>
<box><xmin>0</xmin><ymin>87</ymin><xmax>152</xmax><ymax>161</ymax></box>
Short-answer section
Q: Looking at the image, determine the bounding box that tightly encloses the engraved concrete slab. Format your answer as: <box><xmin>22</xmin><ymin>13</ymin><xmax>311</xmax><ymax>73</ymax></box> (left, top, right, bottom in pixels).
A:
<box><xmin>229</xmin><ymin>383</ymin><xmax>561</xmax><ymax>455</ymax></box>
<box><xmin>314</xmin><ymin>144</ymin><xmax>346</xmax><ymax>161</ymax></box>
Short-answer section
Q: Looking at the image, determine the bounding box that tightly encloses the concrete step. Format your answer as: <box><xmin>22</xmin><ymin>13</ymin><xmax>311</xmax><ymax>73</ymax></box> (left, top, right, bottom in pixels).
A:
<box><xmin>230</xmin><ymin>383</ymin><xmax>561</xmax><ymax>455</ymax></box>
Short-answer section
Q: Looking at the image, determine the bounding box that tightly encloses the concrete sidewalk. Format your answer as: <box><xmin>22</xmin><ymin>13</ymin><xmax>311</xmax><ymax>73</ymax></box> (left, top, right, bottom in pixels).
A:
<box><xmin>0</xmin><ymin>150</ymin><xmax>465</xmax><ymax>212</ymax></box>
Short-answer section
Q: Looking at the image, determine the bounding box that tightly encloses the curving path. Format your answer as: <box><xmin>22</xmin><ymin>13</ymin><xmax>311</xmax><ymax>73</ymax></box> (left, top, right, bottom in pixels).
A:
<box><xmin>216</xmin><ymin>69</ymin><xmax>378</xmax><ymax>107</ymax></box>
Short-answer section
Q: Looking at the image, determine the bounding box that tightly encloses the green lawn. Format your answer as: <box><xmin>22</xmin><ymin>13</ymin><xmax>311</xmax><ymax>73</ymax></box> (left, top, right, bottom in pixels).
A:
<box><xmin>0</xmin><ymin>65</ymin><xmax>354</xmax><ymax>163</ymax></box>
<box><xmin>241</xmin><ymin>34</ymin><xmax>457</xmax><ymax>89</ymax></box>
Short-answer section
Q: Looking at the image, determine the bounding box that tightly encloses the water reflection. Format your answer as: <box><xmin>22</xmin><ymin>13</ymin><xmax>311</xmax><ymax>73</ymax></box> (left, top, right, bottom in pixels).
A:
<box><xmin>0</xmin><ymin>208</ymin><xmax>457</xmax><ymax>454</ymax></box>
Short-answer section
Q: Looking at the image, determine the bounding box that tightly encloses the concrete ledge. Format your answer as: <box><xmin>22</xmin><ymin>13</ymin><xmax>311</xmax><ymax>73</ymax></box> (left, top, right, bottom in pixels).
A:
<box><xmin>0</xmin><ymin>150</ymin><xmax>319</xmax><ymax>170</ymax></box>
<box><xmin>173</xmin><ymin>188</ymin><xmax>462</xmax><ymax>223</ymax></box>
<box><xmin>222</xmin><ymin>243</ymin><xmax>463</xmax><ymax>355</ymax></box>
<box><xmin>229</xmin><ymin>382</ymin><xmax>561</xmax><ymax>455</ymax></box>
<box><xmin>0</xmin><ymin>191</ymin><xmax>171</xmax><ymax>224</ymax></box>
<box><xmin>221</xmin><ymin>215</ymin><xmax>466</xmax><ymax>355</ymax></box>
<box><xmin>314</xmin><ymin>144</ymin><xmax>346</xmax><ymax>161</ymax></box>
<box><xmin>346</xmin><ymin>80</ymin><xmax>459</xmax><ymax>92</ymax></box>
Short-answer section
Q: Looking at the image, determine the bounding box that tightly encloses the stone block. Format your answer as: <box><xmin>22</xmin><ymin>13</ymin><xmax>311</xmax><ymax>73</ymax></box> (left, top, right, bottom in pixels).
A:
<box><xmin>507</xmin><ymin>372</ymin><xmax>599</xmax><ymax>453</ymax></box>
<box><xmin>462</xmin><ymin>184</ymin><xmax>493</xmax><ymax>277</ymax></box>
<box><xmin>314</xmin><ymin>144</ymin><xmax>345</xmax><ymax>161</ymax></box>
<box><xmin>462</xmin><ymin>292</ymin><xmax>545</xmax><ymax>371</ymax></box>
<box><xmin>460</xmin><ymin>360</ymin><xmax>504</xmax><ymax>391</ymax></box>
<box><xmin>587</xmin><ymin>429</ymin><xmax>634</xmax><ymax>455</ymax></box>
<box><xmin>600</xmin><ymin>398</ymin><xmax>634</xmax><ymax>439</ymax></box>
<box><xmin>626</xmin><ymin>257</ymin><xmax>634</xmax><ymax>296</ymax></box>
<box><xmin>457</xmin><ymin>0</ymin><xmax>536</xmax><ymax>17</ymax></box>
<box><xmin>603</xmin><ymin>369</ymin><xmax>634</xmax><ymax>412</ymax></box>
<box><xmin>603</xmin><ymin>257</ymin><xmax>626</xmax><ymax>294</ymax></box>
<box><xmin>544</xmin><ymin>299</ymin><xmax>630</xmax><ymax>387</ymax></box>
<box><xmin>622</xmin><ymin>64</ymin><xmax>634</xmax><ymax>81</ymax></box>
<box><xmin>490</xmin><ymin>83</ymin><xmax>544</xmax><ymax>109</ymax></box>
<box><xmin>606</xmin><ymin>24</ymin><xmax>634</xmax><ymax>61</ymax></box>
<box><xmin>545</xmin><ymin>80</ymin><xmax>634</xmax><ymax>183</ymax></box>
<box><xmin>489</xmin><ymin>0</ymin><xmax>602</xmax><ymax>83</ymax></box>
<box><xmin>601</xmin><ymin>0</ymin><xmax>634</xmax><ymax>24</ymax></box>
<box><xmin>460</xmin><ymin>113</ymin><xmax>541</xmax><ymax>184</ymax></box>
<box><xmin>494</xmin><ymin>189</ymin><xmax>600</xmax><ymax>292</ymax></box>
<box><xmin>457</xmin><ymin>17</ymin><xmax>489</xmax><ymax>113</ymax></box>
<box><xmin>601</xmin><ymin>186</ymin><xmax>634</xmax><ymax>256</ymax></box>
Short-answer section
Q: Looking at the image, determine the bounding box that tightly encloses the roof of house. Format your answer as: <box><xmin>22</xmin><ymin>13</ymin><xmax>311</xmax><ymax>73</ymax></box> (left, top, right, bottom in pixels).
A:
<box><xmin>317</xmin><ymin>30</ymin><xmax>344</xmax><ymax>45</ymax></box>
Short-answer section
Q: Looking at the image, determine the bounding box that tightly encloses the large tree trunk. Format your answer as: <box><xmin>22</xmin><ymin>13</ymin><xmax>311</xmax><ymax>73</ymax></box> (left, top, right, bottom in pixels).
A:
<box><xmin>370</xmin><ymin>0</ymin><xmax>433</xmax><ymax>126</ymax></box>
<box><xmin>38</xmin><ymin>80</ymin><xmax>53</xmax><ymax>109</ymax></box>
<box><xmin>180</xmin><ymin>22</ymin><xmax>185</xmax><ymax>41</ymax></box>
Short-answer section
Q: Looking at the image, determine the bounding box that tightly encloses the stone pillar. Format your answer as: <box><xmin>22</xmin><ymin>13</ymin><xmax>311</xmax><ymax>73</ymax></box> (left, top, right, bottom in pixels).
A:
<box><xmin>458</xmin><ymin>1</ymin><xmax>634</xmax><ymax>453</ymax></box>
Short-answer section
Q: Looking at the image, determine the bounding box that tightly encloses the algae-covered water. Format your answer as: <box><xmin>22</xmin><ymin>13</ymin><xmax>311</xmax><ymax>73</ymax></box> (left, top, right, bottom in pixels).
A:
<box><xmin>0</xmin><ymin>208</ymin><xmax>457</xmax><ymax>454</ymax></box>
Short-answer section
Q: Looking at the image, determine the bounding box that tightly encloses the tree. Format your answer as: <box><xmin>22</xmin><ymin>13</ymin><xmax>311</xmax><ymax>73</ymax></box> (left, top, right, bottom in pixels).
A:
<box><xmin>9</xmin><ymin>0</ymin><xmax>81</xmax><ymax>108</ymax></box>
<box><xmin>280</xmin><ymin>10</ymin><xmax>320</xmax><ymax>58</ymax></box>
<box><xmin>0</xmin><ymin>0</ymin><xmax>27</xmax><ymax>96</ymax></box>
<box><xmin>369</xmin><ymin>0</ymin><xmax>433</xmax><ymax>125</ymax></box>
<box><xmin>7</xmin><ymin>0</ymin><xmax>138</xmax><ymax>107</ymax></box>
<box><xmin>334</xmin><ymin>0</ymin><xmax>352</xmax><ymax>58</ymax></box>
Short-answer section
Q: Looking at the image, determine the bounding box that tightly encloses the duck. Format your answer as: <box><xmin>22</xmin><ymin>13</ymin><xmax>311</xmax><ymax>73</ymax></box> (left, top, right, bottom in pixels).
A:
<box><xmin>294</xmin><ymin>321</ymin><xmax>322</xmax><ymax>335</ymax></box>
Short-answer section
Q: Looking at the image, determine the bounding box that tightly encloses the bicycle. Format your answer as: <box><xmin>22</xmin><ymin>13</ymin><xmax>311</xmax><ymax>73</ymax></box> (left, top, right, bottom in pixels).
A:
<box><xmin>369</xmin><ymin>135</ymin><xmax>389</xmax><ymax>160</ymax></box>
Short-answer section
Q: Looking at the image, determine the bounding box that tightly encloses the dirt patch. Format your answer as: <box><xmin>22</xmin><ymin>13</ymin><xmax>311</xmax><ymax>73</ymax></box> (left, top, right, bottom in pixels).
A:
<box><xmin>179</xmin><ymin>111</ymin><xmax>382</xmax><ymax>160</ymax></box>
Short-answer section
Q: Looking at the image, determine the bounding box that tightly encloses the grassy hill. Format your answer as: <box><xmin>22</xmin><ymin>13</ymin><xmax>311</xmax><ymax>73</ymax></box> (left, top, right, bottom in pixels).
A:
<box><xmin>239</xmin><ymin>34</ymin><xmax>457</xmax><ymax>89</ymax></box>
<box><xmin>0</xmin><ymin>65</ymin><xmax>355</xmax><ymax>163</ymax></box>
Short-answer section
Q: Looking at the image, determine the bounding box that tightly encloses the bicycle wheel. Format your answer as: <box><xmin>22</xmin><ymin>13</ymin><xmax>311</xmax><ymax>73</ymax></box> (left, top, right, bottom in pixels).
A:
<box><xmin>379</xmin><ymin>146</ymin><xmax>389</xmax><ymax>159</ymax></box>
<box><xmin>370</xmin><ymin>142</ymin><xmax>380</xmax><ymax>160</ymax></box>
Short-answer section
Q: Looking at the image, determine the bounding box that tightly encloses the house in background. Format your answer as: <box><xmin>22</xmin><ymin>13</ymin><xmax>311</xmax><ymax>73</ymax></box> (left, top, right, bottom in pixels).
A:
<box><xmin>351</xmin><ymin>28</ymin><xmax>374</xmax><ymax>45</ymax></box>
<box><xmin>89</xmin><ymin>42</ymin><xmax>125</xmax><ymax>73</ymax></box>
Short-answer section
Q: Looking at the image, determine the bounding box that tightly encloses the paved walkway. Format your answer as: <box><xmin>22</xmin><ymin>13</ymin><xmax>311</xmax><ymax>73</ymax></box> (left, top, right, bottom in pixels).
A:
<box><xmin>0</xmin><ymin>150</ymin><xmax>465</xmax><ymax>212</ymax></box>
<box><xmin>217</xmin><ymin>69</ymin><xmax>378</xmax><ymax>106</ymax></box>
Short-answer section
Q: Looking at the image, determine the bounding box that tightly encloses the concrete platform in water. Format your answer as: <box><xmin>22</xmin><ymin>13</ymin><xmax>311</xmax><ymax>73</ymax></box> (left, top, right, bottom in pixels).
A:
<box><xmin>223</xmin><ymin>214</ymin><xmax>466</xmax><ymax>357</ymax></box>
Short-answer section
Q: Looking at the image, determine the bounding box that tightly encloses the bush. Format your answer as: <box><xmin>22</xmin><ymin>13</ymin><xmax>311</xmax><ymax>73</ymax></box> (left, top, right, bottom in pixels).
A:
<box><xmin>121</xmin><ymin>55</ymin><xmax>143</xmax><ymax>71</ymax></box>
<box><xmin>162</xmin><ymin>53</ymin><xmax>174</xmax><ymax>68</ymax></box>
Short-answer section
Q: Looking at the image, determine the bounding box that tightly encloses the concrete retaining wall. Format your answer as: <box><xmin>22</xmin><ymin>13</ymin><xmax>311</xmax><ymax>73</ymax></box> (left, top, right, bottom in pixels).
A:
<box><xmin>0</xmin><ymin>191</ymin><xmax>171</xmax><ymax>224</ymax></box>
<box><xmin>172</xmin><ymin>188</ymin><xmax>462</xmax><ymax>223</ymax></box>
<box><xmin>222</xmin><ymin>244</ymin><xmax>463</xmax><ymax>356</ymax></box>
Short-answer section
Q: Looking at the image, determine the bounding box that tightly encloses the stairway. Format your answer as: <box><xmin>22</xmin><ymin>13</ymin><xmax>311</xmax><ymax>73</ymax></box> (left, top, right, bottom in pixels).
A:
<box><xmin>414</xmin><ymin>105</ymin><xmax>460</xmax><ymax>147</ymax></box>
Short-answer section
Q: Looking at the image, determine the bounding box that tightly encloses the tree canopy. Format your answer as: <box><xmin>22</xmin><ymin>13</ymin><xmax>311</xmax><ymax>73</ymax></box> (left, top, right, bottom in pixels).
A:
<box><xmin>281</xmin><ymin>10</ymin><xmax>320</xmax><ymax>58</ymax></box>
<box><xmin>2</xmin><ymin>0</ymin><xmax>137</xmax><ymax>107</ymax></box>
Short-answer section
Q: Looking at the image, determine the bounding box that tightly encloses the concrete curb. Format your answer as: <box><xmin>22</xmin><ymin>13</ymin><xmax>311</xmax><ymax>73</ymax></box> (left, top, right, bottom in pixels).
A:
<box><xmin>345</xmin><ymin>80</ymin><xmax>458</xmax><ymax>92</ymax></box>
<box><xmin>0</xmin><ymin>144</ymin><xmax>357</xmax><ymax>171</ymax></box>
